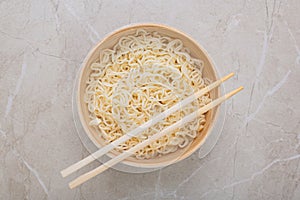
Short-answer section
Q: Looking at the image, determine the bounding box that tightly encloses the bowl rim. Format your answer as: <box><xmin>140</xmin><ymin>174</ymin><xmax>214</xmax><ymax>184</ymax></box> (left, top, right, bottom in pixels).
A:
<box><xmin>76</xmin><ymin>23</ymin><xmax>221</xmax><ymax>168</ymax></box>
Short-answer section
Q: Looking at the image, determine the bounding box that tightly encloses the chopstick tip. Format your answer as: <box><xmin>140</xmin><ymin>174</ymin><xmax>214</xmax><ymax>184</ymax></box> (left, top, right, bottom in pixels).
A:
<box><xmin>60</xmin><ymin>170</ymin><xmax>69</xmax><ymax>178</ymax></box>
<box><xmin>237</xmin><ymin>86</ymin><xmax>244</xmax><ymax>91</ymax></box>
<box><xmin>226</xmin><ymin>86</ymin><xmax>244</xmax><ymax>99</ymax></box>
<box><xmin>69</xmin><ymin>182</ymin><xmax>76</xmax><ymax>189</ymax></box>
<box><xmin>221</xmin><ymin>72</ymin><xmax>235</xmax><ymax>82</ymax></box>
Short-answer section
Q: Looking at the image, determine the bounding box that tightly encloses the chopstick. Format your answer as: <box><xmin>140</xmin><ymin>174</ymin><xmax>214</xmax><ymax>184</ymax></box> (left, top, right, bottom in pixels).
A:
<box><xmin>61</xmin><ymin>73</ymin><xmax>234</xmax><ymax>178</ymax></box>
<box><xmin>68</xmin><ymin>86</ymin><xmax>243</xmax><ymax>189</ymax></box>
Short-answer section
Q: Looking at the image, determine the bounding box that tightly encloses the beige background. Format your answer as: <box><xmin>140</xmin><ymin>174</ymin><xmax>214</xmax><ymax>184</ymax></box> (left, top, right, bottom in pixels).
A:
<box><xmin>0</xmin><ymin>0</ymin><xmax>299</xmax><ymax>199</ymax></box>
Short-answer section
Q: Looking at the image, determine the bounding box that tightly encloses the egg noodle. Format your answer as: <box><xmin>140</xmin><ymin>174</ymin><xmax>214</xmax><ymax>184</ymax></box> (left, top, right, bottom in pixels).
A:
<box><xmin>85</xmin><ymin>29</ymin><xmax>212</xmax><ymax>159</ymax></box>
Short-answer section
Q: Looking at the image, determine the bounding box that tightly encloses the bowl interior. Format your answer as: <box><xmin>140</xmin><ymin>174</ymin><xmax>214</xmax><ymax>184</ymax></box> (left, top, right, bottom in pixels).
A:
<box><xmin>77</xmin><ymin>24</ymin><xmax>220</xmax><ymax>168</ymax></box>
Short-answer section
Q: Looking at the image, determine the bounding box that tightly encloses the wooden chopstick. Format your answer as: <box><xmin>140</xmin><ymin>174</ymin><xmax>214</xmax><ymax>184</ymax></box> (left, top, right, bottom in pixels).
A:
<box><xmin>60</xmin><ymin>73</ymin><xmax>234</xmax><ymax>178</ymax></box>
<box><xmin>68</xmin><ymin>86</ymin><xmax>243</xmax><ymax>189</ymax></box>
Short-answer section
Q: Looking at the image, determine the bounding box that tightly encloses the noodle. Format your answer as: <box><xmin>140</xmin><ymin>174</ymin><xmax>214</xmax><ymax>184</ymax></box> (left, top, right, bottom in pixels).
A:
<box><xmin>85</xmin><ymin>29</ymin><xmax>212</xmax><ymax>159</ymax></box>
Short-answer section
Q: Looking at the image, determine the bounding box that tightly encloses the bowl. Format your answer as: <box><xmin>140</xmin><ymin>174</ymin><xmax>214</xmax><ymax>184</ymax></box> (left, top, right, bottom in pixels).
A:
<box><xmin>77</xmin><ymin>23</ymin><xmax>220</xmax><ymax>168</ymax></box>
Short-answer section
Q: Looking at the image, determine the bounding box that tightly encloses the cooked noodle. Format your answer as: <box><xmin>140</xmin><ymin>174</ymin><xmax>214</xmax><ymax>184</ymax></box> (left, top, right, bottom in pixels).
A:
<box><xmin>85</xmin><ymin>29</ymin><xmax>212</xmax><ymax>159</ymax></box>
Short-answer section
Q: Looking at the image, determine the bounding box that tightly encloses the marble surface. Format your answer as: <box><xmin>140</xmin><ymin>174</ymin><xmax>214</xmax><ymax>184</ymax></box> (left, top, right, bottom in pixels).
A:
<box><xmin>1</xmin><ymin>0</ymin><xmax>300</xmax><ymax>199</ymax></box>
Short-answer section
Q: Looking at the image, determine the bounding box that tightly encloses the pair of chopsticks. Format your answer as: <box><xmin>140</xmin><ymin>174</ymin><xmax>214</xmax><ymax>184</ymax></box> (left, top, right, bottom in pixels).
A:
<box><xmin>61</xmin><ymin>72</ymin><xmax>243</xmax><ymax>189</ymax></box>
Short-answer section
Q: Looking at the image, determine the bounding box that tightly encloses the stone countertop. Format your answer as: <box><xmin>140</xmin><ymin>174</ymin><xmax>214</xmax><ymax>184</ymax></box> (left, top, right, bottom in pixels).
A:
<box><xmin>0</xmin><ymin>0</ymin><xmax>299</xmax><ymax>199</ymax></box>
